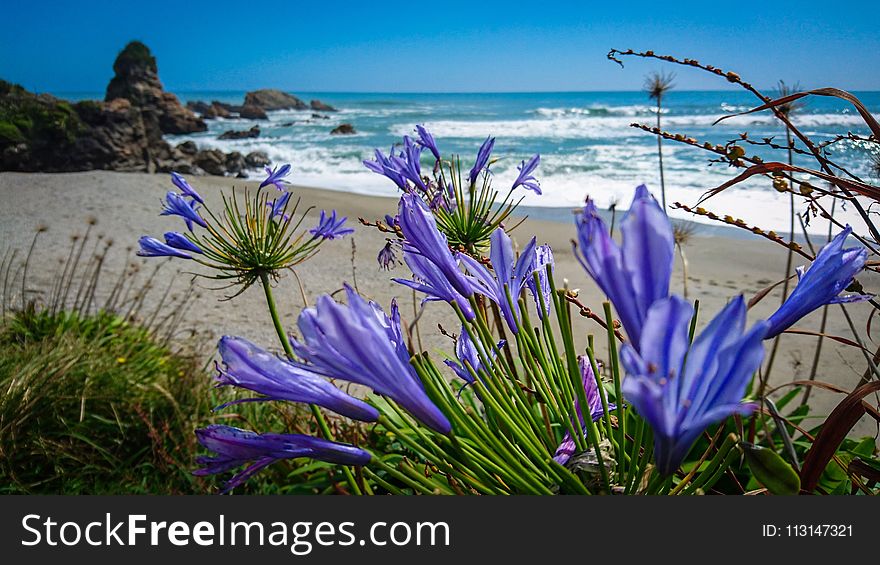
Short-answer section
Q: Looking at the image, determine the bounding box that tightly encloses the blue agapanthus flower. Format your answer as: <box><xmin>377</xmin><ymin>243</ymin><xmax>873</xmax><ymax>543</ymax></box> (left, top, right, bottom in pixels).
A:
<box><xmin>765</xmin><ymin>226</ymin><xmax>870</xmax><ymax>339</ymax></box>
<box><xmin>553</xmin><ymin>356</ymin><xmax>614</xmax><ymax>465</ymax></box>
<box><xmin>390</xmin><ymin>136</ymin><xmax>427</xmax><ymax>191</ymax></box>
<box><xmin>164</xmin><ymin>232</ymin><xmax>203</xmax><ymax>254</ymax></box>
<box><xmin>292</xmin><ymin>285</ymin><xmax>452</xmax><ymax>434</ymax></box>
<box><xmin>468</xmin><ymin>136</ymin><xmax>496</xmax><ymax>184</ymax></box>
<box><xmin>512</xmin><ymin>154</ymin><xmax>541</xmax><ymax>194</ymax></box>
<box><xmin>266</xmin><ymin>191</ymin><xmax>291</xmax><ymax>221</ymax></box>
<box><xmin>620</xmin><ymin>295</ymin><xmax>767</xmax><ymax>475</ymax></box>
<box><xmin>160</xmin><ymin>191</ymin><xmax>208</xmax><ymax>231</ymax></box>
<box><xmin>260</xmin><ymin>164</ymin><xmax>292</xmax><ymax>191</ymax></box>
<box><xmin>574</xmin><ymin>185</ymin><xmax>673</xmax><ymax>347</ymax></box>
<box><xmin>444</xmin><ymin>326</ymin><xmax>504</xmax><ymax>384</ymax></box>
<box><xmin>213</xmin><ymin>336</ymin><xmax>379</xmax><ymax>422</ymax></box>
<box><xmin>136</xmin><ymin>236</ymin><xmax>194</xmax><ymax>260</ymax></box>
<box><xmin>377</xmin><ymin>241</ymin><xmax>397</xmax><ymax>270</ymax></box>
<box><xmin>194</xmin><ymin>425</ymin><xmax>371</xmax><ymax>493</ymax></box>
<box><xmin>171</xmin><ymin>172</ymin><xmax>204</xmax><ymax>204</ymax></box>
<box><xmin>393</xmin><ymin>193</ymin><xmax>476</xmax><ymax>319</ymax></box>
<box><xmin>415</xmin><ymin>124</ymin><xmax>440</xmax><ymax>161</ymax></box>
<box><xmin>364</xmin><ymin>148</ymin><xmax>408</xmax><ymax>191</ymax></box>
<box><xmin>526</xmin><ymin>244</ymin><xmax>554</xmax><ymax>318</ymax></box>
<box><xmin>458</xmin><ymin>228</ymin><xmax>537</xmax><ymax>333</ymax></box>
<box><xmin>309</xmin><ymin>210</ymin><xmax>354</xmax><ymax>240</ymax></box>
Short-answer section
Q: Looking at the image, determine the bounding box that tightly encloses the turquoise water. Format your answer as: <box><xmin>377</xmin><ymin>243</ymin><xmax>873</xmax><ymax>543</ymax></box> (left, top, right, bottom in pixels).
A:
<box><xmin>63</xmin><ymin>90</ymin><xmax>880</xmax><ymax>232</ymax></box>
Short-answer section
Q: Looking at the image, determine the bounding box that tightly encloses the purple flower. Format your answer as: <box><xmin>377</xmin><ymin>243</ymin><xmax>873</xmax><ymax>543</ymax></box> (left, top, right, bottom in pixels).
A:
<box><xmin>574</xmin><ymin>184</ymin><xmax>673</xmax><ymax>347</ymax></box>
<box><xmin>415</xmin><ymin>125</ymin><xmax>440</xmax><ymax>161</ymax></box>
<box><xmin>194</xmin><ymin>425</ymin><xmax>370</xmax><ymax>493</ymax></box>
<box><xmin>171</xmin><ymin>172</ymin><xmax>204</xmax><ymax>204</ymax></box>
<box><xmin>393</xmin><ymin>194</ymin><xmax>476</xmax><ymax>318</ymax></box>
<box><xmin>458</xmin><ymin>228</ymin><xmax>537</xmax><ymax>333</ymax></box>
<box><xmin>620</xmin><ymin>295</ymin><xmax>768</xmax><ymax>475</ymax></box>
<box><xmin>163</xmin><ymin>232</ymin><xmax>203</xmax><ymax>254</ymax></box>
<box><xmin>395</xmin><ymin>251</ymin><xmax>476</xmax><ymax>319</ymax></box>
<box><xmin>468</xmin><ymin>136</ymin><xmax>496</xmax><ymax>184</ymax></box>
<box><xmin>213</xmin><ymin>336</ymin><xmax>379</xmax><ymax>422</ymax></box>
<box><xmin>512</xmin><ymin>154</ymin><xmax>541</xmax><ymax>194</ymax></box>
<box><xmin>765</xmin><ymin>226</ymin><xmax>870</xmax><ymax>339</ymax></box>
<box><xmin>309</xmin><ymin>210</ymin><xmax>354</xmax><ymax>240</ymax></box>
<box><xmin>553</xmin><ymin>356</ymin><xmax>614</xmax><ymax>465</ymax></box>
<box><xmin>444</xmin><ymin>326</ymin><xmax>504</xmax><ymax>384</ymax></box>
<box><xmin>292</xmin><ymin>285</ymin><xmax>452</xmax><ymax>434</ymax></box>
<box><xmin>136</xmin><ymin>236</ymin><xmax>193</xmax><ymax>260</ymax></box>
<box><xmin>377</xmin><ymin>241</ymin><xmax>397</xmax><ymax>270</ymax></box>
<box><xmin>160</xmin><ymin>191</ymin><xmax>208</xmax><ymax>231</ymax></box>
<box><xmin>260</xmin><ymin>164</ymin><xmax>292</xmax><ymax>191</ymax></box>
<box><xmin>364</xmin><ymin>148</ymin><xmax>408</xmax><ymax>191</ymax></box>
<box><xmin>526</xmin><ymin>244</ymin><xmax>554</xmax><ymax>318</ymax></box>
<box><xmin>266</xmin><ymin>191</ymin><xmax>291</xmax><ymax>220</ymax></box>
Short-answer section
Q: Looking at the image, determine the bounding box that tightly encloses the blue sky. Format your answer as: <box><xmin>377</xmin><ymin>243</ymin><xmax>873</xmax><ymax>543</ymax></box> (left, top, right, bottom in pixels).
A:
<box><xmin>2</xmin><ymin>0</ymin><xmax>878</xmax><ymax>93</ymax></box>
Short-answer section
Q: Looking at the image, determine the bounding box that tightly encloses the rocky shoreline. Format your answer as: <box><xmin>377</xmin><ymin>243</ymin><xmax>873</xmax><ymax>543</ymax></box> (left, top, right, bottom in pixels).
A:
<box><xmin>0</xmin><ymin>41</ymin><xmax>351</xmax><ymax>176</ymax></box>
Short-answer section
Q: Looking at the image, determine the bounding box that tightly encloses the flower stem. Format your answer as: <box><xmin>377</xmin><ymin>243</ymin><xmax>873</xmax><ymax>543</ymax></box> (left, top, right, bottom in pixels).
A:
<box><xmin>258</xmin><ymin>271</ymin><xmax>362</xmax><ymax>495</ymax></box>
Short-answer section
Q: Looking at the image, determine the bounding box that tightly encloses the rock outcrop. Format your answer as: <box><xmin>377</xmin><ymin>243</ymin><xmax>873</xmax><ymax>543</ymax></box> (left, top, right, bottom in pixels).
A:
<box><xmin>330</xmin><ymin>123</ymin><xmax>356</xmax><ymax>135</ymax></box>
<box><xmin>310</xmin><ymin>100</ymin><xmax>337</xmax><ymax>112</ymax></box>
<box><xmin>243</xmin><ymin>89</ymin><xmax>307</xmax><ymax>111</ymax></box>
<box><xmin>218</xmin><ymin>126</ymin><xmax>260</xmax><ymax>140</ymax></box>
<box><xmin>105</xmin><ymin>41</ymin><xmax>206</xmax><ymax>136</ymax></box>
<box><xmin>238</xmin><ymin>104</ymin><xmax>268</xmax><ymax>120</ymax></box>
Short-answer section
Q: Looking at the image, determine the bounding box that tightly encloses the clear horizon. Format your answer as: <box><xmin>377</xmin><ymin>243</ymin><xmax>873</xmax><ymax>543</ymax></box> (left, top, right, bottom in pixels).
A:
<box><xmin>2</xmin><ymin>0</ymin><xmax>878</xmax><ymax>93</ymax></box>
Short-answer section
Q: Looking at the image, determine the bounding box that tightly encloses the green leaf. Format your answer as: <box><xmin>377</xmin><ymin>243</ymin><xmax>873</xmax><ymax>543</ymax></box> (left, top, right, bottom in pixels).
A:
<box><xmin>742</xmin><ymin>442</ymin><xmax>801</xmax><ymax>495</ymax></box>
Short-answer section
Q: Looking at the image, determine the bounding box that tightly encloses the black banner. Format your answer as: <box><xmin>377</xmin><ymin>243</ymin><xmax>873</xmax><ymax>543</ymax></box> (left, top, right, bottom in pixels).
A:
<box><xmin>0</xmin><ymin>496</ymin><xmax>872</xmax><ymax>562</ymax></box>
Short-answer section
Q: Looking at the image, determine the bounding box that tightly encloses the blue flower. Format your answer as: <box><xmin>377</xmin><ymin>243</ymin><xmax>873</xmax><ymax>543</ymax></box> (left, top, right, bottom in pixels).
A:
<box><xmin>160</xmin><ymin>191</ymin><xmax>208</xmax><ymax>230</ymax></box>
<box><xmin>393</xmin><ymin>194</ymin><xmax>476</xmax><ymax>317</ymax></box>
<box><xmin>266</xmin><ymin>191</ymin><xmax>291</xmax><ymax>221</ymax></box>
<box><xmin>620</xmin><ymin>295</ymin><xmax>768</xmax><ymax>475</ymax></box>
<box><xmin>444</xmin><ymin>326</ymin><xmax>504</xmax><ymax>384</ymax></box>
<box><xmin>458</xmin><ymin>228</ymin><xmax>537</xmax><ymax>333</ymax></box>
<box><xmin>309</xmin><ymin>210</ymin><xmax>354</xmax><ymax>240</ymax></box>
<box><xmin>526</xmin><ymin>244</ymin><xmax>554</xmax><ymax>318</ymax></box>
<box><xmin>292</xmin><ymin>285</ymin><xmax>452</xmax><ymax>434</ymax></box>
<box><xmin>765</xmin><ymin>226</ymin><xmax>870</xmax><ymax>339</ymax></box>
<box><xmin>163</xmin><ymin>232</ymin><xmax>203</xmax><ymax>254</ymax></box>
<box><xmin>194</xmin><ymin>425</ymin><xmax>371</xmax><ymax>493</ymax></box>
<box><xmin>171</xmin><ymin>172</ymin><xmax>204</xmax><ymax>204</ymax></box>
<box><xmin>574</xmin><ymin>184</ymin><xmax>673</xmax><ymax>347</ymax></box>
<box><xmin>364</xmin><ymin>148</ymin><xmax>408</xmax><ymax>191</ymax></box>
<box><xmin>468</xmin><ymin>136</ymin><xmax>495</xmax><ymax>184</ymax></box>
<box><xmin>415</xmin><ymin>124</ymin><xmax>440</xmax><ymax>161</ymax></box>
<box><xmin>377</xmin><ymin>241</ymin><xmax>397</xmax><ymax>270</ymax></box>
<box><xmin>394</xmin><ymin>251</ymin><xmax>476</xmax><ymax>320</ymax></box>
<box><xmin>213</xmin><ymin>336</ymin><xmax>379</xmax><ymax>422</ymax></box>
<box><xmin>388</xmin><ymin>136</ymin><xmax>427</xmax><ymax>192</ymax></box>
<box><xmin>553</xmin><ymin>356</ymin><xmax>615</xmax><ymax>465</ymax></box>
<box><xmin>136</xmin><ymin>236</ymin><xmax>193</xmax><ymax>259</ymax></box>
<box><xmin>260</xmin><ymin>164</ymin><xmax>292</xmax><ymax>191</ymax></box>
<box><xmin>512</xmin><ymin>154</ymin><xmax>541</xmax><ymax>194</ymax></box>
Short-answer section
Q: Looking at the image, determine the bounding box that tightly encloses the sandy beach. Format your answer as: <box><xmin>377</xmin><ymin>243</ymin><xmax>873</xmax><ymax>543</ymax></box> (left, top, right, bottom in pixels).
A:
<box><xmin>1</xmin><ymin>170</ymin><xmax>877</xmax><ymax>436</ymax></box>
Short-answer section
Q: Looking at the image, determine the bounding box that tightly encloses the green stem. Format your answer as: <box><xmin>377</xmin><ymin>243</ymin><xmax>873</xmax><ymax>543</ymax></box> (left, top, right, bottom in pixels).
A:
<box><xmin>258</xmin><ymin>271</ymin><xmax>362</xmax><ymax>495</ymax></box>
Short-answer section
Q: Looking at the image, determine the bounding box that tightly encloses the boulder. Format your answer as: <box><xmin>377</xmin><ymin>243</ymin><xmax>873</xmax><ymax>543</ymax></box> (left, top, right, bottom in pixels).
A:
<box><xmin>310</xmin><ymin>100</ymin><xmax>337</xmax><ymax>112</ymax></box>
<box><xmin>105</xmin><ymin>41</ymin><xmax>206</xmax><ymax>136</ymax></box>
<box><xmin>244</xmin><ymin>151</ymin><xmax>271</xmax><ymax>168</ymax></box>
<box><xmin>193</xmin><ymin>149</ymin><xmax>227</xmax><ymax>176</ymax></box>
<box><xmin>311</xmin><ymin>113</ymin><xmax>329</xmax><ymax>120</ymax></box>
<box><xmin>186</xmin><ymin>100</ymin><xmax>211</xmax><ymax>114</ymax></box>
<box><xmin>218</xmin><ymin>125</ymin><xmax>260</xmax><ymax>140</ymax></box>
<box><xmin>239</xmin><ymin>104</ymin><xmax>268</xmax><ymax>120</ymax></box>
<box><xmin>330</xmin><ymin>123</ymin><xmax>356</xmax><ymax>135</ymax></box>
<box><xmin>205</xmin><ymin>102</ymin><xmax>231</xmax><ymax>119</ymax></box>
<box><xmin>224</xmin><ymin>151</ymin><xmax>247</xmax><ymax>174</ymax></box>
<box><xmin>176</xmin><ymin>140</ymin><xmax>198</xmax><ymax>156</ymax></box>
<box><xmin>243</xmin><ymin>89</ymin><xmax>307</xmax><ymax>111</ymax></box>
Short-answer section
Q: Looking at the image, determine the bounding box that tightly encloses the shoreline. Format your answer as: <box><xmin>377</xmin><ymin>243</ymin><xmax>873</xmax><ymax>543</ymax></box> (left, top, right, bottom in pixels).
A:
<box><xmin>1</xmin><ymin>170</ymin><xmax>877</xmax><ymax>436</ymax></box>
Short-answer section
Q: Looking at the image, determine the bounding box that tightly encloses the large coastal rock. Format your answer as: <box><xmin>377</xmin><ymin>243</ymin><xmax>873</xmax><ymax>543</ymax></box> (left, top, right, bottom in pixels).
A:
<box><xmin>310</xmin><ymin>100</ymin><xmax>337</xmax><ymax>112</ymax></box>
<box><xmin>105</xmin><ymin>41</ymin><xmax>206</xmax><ymax>136</ymax></box>
<box><xmin>218</xmin><ymin>126</ymin><xmax>260</xmax><ymax>140</ymax></box>
<box><xmin>239</xmin><ymin>104</ymin><xmax>268</xmax><ymax>120</ymax></box>
<box><xmin>330</xmin><ymin>123</ymin><xmax>356</xmax><ymax>135</ymax></box>
<box><xmin>243</xmin><ymin>89</ymin><xmax>307</xmax><ymax>111</ymax></box>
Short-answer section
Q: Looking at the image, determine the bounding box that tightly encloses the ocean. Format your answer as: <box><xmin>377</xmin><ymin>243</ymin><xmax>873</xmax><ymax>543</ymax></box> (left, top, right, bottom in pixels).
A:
<box><xmin>63</xmin><ymin>90</ymin><xmax>880</xmax><ymax>234</ymax></box>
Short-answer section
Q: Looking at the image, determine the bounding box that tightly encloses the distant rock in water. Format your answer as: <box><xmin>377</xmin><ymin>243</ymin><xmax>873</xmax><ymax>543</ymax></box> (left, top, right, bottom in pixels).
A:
<box><xmin>330</xmin><ymin>123</ymin><xmax>356</xmax><ymax>135</ymax></box>
<box><xmin>245</xmin><ymin>151</ymin><xmax>271</xmax><ymax>168</ymax></box>
<box><xmin>244</xmin><ymin>89</ymin><xmax>307</xmax><ymax>111</ymax></box>
<box><xmin>310</xmin><ymin>100</ymin><xmax>337</xmax><ymax>112</ymax></box>
<box><xmin>105</xmin><ymin>41</ymin><xmax>206</xmax><ymax>135</ymax></box>
<box><xmin>239</xmin><ymin>104</ymin><xmax>268</xmax><ymax>120</ymax></box>
<box><xmin>311</xmin><ymin>113</ymin><xmax>330</xmax><ymax>120</ymax></box>
<box><xmin>218</xmin><ymin>126</ymin><xmax>260</xmax><ymax>140</ymax></box>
